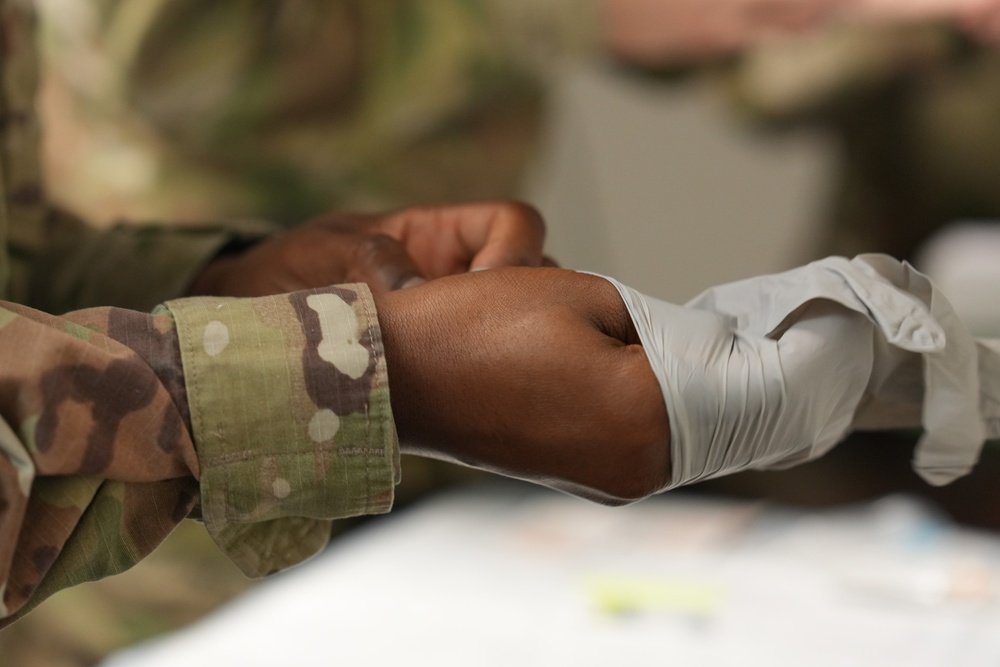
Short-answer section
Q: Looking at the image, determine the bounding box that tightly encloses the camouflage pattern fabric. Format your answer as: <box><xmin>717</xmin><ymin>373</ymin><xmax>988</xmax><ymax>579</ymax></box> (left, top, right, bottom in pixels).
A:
<box><xmin>25</xmin><ymin>210</ymin><xmax>277</xmax><ymax>314</ymax></box>
<box><xmin>3</xmin><ymin>0</ymin><xmax>275</xmax><ymax>314</ymax></box>
<box><xmin>0</xmin><ymin>0</ymin><xmax>399</xmax><ymax>632</ymax></box>
<box><xmin>0</xmin><ymin>519</ymin><xmax>253</xmax><ymax>666</ymax></box>
<box><xmin>723</xmin><ymin>22</ymin><xmax>1000</xmax><ymax>261</ymax></box>
<box><xmin>38</xmin><ymin>0</ymin><xmax>600</xmax><ymax>226</ymax></box>
<box><xmin>0</xmin><ymin>282</ymin><xmax>398</xmax><ymax>628</ymax></box>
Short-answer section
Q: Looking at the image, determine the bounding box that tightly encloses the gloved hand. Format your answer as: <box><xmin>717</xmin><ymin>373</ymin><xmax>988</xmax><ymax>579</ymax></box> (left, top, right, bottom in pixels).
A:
<box><xmin>602</xmin><ymin>254</ymin><xmax>1000</xmax><ymax>490</ymax></box>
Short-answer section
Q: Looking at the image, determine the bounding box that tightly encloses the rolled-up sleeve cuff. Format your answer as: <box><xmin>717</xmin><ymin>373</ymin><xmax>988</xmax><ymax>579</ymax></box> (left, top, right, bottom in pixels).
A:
<box><xmin>164</xmin><ymin>283</ymin><xmax>399</xmax><ymax>577</ymax></box>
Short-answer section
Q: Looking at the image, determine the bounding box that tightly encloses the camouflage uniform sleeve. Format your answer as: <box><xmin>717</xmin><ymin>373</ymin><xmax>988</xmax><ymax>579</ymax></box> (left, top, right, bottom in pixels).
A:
<box><xmin>0</xmin><ymin>283</ymin><xmax>398</xmax><ymax>627</ymax></box>
<box><xmin>163</xmin><ymin>285</ymin><xmax>398</xmax><ymax>578</ymax></box>
<box><xmin>0</xmin><ymin>0</ymin><xmax>279</xmax><ymax>316</ymax></box>
<box><xmin>20</xmin><ymin>209</ymin><xmax>277</xmax><ymax>314</ymax></box>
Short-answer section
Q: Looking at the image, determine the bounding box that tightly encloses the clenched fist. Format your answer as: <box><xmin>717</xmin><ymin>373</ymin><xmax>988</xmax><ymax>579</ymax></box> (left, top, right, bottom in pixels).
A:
<box><xmin>375</xmin><ymin>267</ymin><xmax>672</xmax><ymax>505</ymax></box>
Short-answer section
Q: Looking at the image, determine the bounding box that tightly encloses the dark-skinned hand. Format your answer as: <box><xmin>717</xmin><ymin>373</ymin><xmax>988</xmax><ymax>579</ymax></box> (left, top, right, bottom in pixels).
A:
<box><xmin>188</xmin><ymin>201</ymin><xmax>549</xmax><ymax>298</ymax></box>
<box><xmin>374</xmin><ymin>267</ymin><xmax>672</xmax><ymax>505</ymax></box>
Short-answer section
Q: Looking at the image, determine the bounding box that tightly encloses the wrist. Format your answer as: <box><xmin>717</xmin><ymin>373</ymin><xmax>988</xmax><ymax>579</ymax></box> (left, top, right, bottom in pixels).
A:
<box><xmin>186</xmin><ymin>235</ymin><xmax>268</xmax><ymax>296</ymax></box>
<box><xmin>372</xmin><ymin>289</ymin><xmax>423</xmax><ymax>455</ymax></box>
<box><xmin>186</xmin><ymin>254</ymin><xmax>239</xmax><ymax>296</ymax></box>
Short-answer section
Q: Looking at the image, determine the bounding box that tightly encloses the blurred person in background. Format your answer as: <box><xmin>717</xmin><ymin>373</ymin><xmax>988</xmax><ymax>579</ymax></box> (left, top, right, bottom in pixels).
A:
<box><xmin>45</xmin><ymin>0</ymin><xmax>999</xmax><ymax>230</ymax></box>
<box><xmin>723</xmin><ymin>11</ymin><xmax>1000</xmax><ymax>263</ymax></box>
<box><xmin>6</xmin><ymin>1</ymin><xmax>1000</xmax><ymax>665</ymax></box>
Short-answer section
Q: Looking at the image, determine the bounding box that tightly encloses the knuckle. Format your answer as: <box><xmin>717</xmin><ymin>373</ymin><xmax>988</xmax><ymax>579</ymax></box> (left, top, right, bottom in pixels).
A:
<box><xmin>495</xmin><ymin>200</ymin><xmax>546</xmax><ymax>235</ymax></box>
<box><xmin>312</xmin><ymin>212</ymin><xmax>373</xmax><ymax>233</ymax></box>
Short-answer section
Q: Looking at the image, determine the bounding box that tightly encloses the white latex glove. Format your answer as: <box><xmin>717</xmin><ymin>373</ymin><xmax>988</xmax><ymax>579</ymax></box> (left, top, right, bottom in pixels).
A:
<box><xmin>601</xmin><ymin>254</ymin><xmax>1000</xmax><ymax>490</ymax></box>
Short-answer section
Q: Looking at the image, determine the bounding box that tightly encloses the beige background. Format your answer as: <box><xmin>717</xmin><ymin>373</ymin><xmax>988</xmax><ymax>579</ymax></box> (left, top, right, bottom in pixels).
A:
<box><xmin>528</xmin><ymin>63</ymin><xmax>834</xmax><ymax>303</ymax></box>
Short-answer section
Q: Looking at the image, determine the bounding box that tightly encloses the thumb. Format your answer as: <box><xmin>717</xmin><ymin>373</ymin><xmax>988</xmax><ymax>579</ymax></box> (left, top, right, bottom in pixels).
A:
<box><xmin>462</xmin><ymin>202</ymin><xmax>546</xmax><ymax>270</ymax></box>
<box><xmin>349</xmin><ymin>234</ymin><xmax>427</xmax><ymax>294</ymax></box>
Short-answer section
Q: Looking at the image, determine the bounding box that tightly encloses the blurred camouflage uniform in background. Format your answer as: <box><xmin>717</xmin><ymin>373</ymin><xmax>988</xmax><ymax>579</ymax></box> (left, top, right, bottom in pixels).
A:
<box><xmin>42</xmin><ymin>3</ymin><xmax>1000</xmax><ymax>258</ymax></box>
<box><xmin>39</xmin><ymin>0</ymin><xmax>597</xmax><ymax>227</ymax></box>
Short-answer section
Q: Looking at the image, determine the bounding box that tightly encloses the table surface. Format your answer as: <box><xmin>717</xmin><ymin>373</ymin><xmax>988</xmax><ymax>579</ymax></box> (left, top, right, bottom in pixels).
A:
<box><xmin>103</xmin><ymin>483</ymin><xmax>1000</xmax><ymax>667</ymax></box>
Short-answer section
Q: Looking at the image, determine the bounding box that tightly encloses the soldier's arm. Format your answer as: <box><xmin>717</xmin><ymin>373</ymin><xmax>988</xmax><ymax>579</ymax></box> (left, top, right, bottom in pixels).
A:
<box><xmin>20</xmin><ymin>209</ymin><xmax>276</xmax><ymax>314</ymax></box>
<box><xmin>0</xmin><ymin>282</ymin><xmax>397</xmax><ymax>627</ymax></box>
<box><xmin>22</xmin><ymin>198</ymin><xmax>550</xmax><ymax>317</ymax></box>
<box><xmin>0</xmin><ymin>268</ymin><xmax>671</xmax><ymax>628</ymax></box>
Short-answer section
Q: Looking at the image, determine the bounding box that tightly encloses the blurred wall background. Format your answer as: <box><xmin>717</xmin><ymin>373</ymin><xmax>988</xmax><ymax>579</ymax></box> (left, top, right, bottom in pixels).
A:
<box><xmin>526</xmin><ymin>62</ymin><xmax>831</xmax><ymax>301</ymax></box>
